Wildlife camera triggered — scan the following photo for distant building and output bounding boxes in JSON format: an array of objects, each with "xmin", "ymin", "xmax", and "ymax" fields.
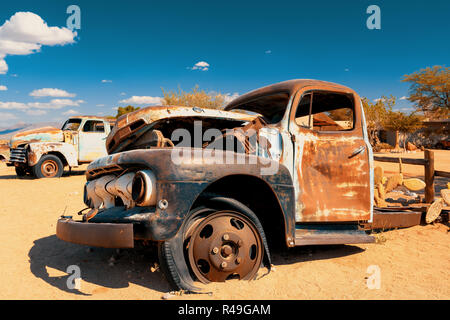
[{"xmin": 379, "ymin": 119, "xmax": 450, "ymax": 148}]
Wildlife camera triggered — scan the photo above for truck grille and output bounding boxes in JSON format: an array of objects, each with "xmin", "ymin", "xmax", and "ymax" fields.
[{"xmin": 10, "ymin": 147, "xmax": 27, "ymax": 163}]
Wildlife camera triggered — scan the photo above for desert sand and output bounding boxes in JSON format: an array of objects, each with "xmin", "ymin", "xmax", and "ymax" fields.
[{"xmin": 0, "ymin": 150, "xmax": 449, "ymax": 300}]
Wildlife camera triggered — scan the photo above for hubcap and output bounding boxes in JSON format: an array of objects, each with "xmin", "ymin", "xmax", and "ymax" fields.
[
  {"xmin": 186, "ymin": 211, "xmax": 263, "ymax": 283},
  {"xmin": 41, "ymin": 159, "xmax": 58, "ymax": 177}
]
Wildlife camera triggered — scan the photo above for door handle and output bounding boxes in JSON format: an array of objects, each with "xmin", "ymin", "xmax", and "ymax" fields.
[{"xmin": 349, "ymin": 146, "xmax": 365, "ymax": 158}]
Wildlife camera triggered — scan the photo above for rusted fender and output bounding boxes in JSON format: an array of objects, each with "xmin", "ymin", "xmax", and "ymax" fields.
[
  {"xmin": 86, "ymin": 148, "xmax": 296, "ymax": 243},
  {"xmin": 28, "ymin": 142, "xmax": 78, "ymax": 167}
]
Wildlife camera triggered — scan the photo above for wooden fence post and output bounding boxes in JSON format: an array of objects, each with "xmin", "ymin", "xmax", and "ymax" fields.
[{"xmin": 424, "ymin": 149, "xmax": 435, "ymax": 203}]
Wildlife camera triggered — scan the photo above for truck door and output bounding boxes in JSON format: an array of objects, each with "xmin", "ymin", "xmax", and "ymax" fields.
[
  {"xmin": 78, "ymin": 120, "xmax": 108, "ymax": 162},
  {"xmin": 289, "ymin": 86, "xmax": 372, "ymax": 222}
]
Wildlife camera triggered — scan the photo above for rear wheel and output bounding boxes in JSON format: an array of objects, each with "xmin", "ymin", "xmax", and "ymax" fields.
[
  {"xmin": 33, "ymin": 154, "xmax": 64, "ymax": 178},
  {"xmin": 158, "ymin": 197, "xmax": 269, "ymax": 291}
]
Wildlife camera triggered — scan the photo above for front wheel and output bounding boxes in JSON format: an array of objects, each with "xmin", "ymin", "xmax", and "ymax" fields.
[
  {"xmin": 158, "ymin": 197, "xmax": 269, "ymax": 291},
  {"xmin": 32, "ymin": 154, "xmax": 64, "ymax": 178},
  {"xmin": 15, "ymin": 166, "xmax": 27, "ymax": 177}
]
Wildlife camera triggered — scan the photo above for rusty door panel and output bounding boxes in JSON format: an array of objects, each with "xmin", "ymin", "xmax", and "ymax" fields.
[{"xmin": 289, "ymin": 86, "xmax": 371, "ymax": 222}]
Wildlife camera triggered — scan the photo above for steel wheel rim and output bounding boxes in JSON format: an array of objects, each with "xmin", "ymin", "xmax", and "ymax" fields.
[
  {"xmin": 186, "ymin": 211, "xmax": 263, "ymax": 284},
  {"xmin": 41, "ymin": 159, "xmax": 58, "ymax": 177}
]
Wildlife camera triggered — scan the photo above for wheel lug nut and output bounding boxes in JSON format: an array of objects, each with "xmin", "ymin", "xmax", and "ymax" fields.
[
  {"xmin": 212, "ymin": 247, "xmax": 219, "ymax": 254},
  {"xmin": 221, "ymin": 262, "xmax": 227, "ymax": 269},
  {"xmin": 223, "ymin": 234, "xmax": 229, "ymax": 241}
]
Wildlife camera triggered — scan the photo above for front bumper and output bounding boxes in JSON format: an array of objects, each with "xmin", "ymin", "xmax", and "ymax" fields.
[{"xmin": 56, "ymin": 218, "xmax": 134, "ymax": 248}]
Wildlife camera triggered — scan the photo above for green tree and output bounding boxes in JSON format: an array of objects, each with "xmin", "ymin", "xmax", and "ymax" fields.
[
  {"xmin": 402, "ymin": 65, "xmax": 450, "ymax": 119},
  {"xmin": 115, "ymin": 105, "xmax": 140, "ymax": 118},
  {"xmin": 361, "ymin": 95, "xmax": 395, "ymax": 146},
  {"xmin": 161, "ymin": 85, "xmax": 226, "ymax": 110},
  {"xmin": 383, "ymin": 111, "xmax": 423, "ymax": 150}
]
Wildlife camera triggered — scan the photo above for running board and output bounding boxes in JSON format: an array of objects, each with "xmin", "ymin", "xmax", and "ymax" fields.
[{"xmin": 295, "ymin": 224, "xmax": 375, "ymax": 246}]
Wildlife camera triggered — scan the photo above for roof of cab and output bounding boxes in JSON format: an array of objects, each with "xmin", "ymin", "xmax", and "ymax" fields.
[{"xmin": 224, "ymin": 79, "xmax": 354, "ymax": 110}]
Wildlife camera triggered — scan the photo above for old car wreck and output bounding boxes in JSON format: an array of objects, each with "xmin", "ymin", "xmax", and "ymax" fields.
[
  {"xmin": 7, "ymin": 116, "xmax": 114, "ymax": 178},
  {"xmin": 57, "ymin": 79, "xmax": 379, "ymax": 291}
]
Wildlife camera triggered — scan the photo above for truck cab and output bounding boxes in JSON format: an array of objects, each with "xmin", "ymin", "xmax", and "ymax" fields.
[{"xmin": 8, "ymin": 116, "xmax": 114, "ymax": 178}]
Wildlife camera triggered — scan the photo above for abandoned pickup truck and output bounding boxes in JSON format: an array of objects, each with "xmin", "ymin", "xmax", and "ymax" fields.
[
  {"xmin": 56, "ymin": 80, "xmax": 375, "ymax": 291},
  {"xmin": 8, "ymin": 116, "xmax": 114, "ymax": 178}
]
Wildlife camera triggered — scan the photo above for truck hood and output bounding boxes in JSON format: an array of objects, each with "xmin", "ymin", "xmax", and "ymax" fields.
[
  {"xmin": 9, "ymin": 126, "xmax": 64, "ymax": 148},
  {"xmin": 107, "ymin": 105, "xmax": 257, "ymax": 154}
]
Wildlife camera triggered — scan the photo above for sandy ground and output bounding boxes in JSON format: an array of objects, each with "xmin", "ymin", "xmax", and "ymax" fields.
[{"xmin": 0, "ymin": 150, "xmax": 449, "ymax": 300}]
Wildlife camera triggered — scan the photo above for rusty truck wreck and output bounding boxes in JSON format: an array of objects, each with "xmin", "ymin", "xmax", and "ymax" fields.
[
  {"xmin": 56, "ymin": 80, "xmax": 376, "ymax": 291},
  {"xmin": 8, "ymin": 116, "xmax": 114, "ymax": 178}
]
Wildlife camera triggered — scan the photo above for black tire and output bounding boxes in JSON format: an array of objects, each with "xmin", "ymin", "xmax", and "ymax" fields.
[
  {"xmin": 32, "ymin": 154, "xmax": 64, "ymax": 178},
  {"xmin": 15, "ymin": 166, "xmax": 27, "ymax": 177},
  {"xmin": 158, "ymin": 197, "xmax": 271, "ymax": 292}
]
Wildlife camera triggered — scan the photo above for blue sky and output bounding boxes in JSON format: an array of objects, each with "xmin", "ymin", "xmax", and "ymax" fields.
[{"xmin": 0, "ymin": 0, "xmax": 448, "ymax": 127}]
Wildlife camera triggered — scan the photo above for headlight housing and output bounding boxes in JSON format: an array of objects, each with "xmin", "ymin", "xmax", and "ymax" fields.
[{"xmin": 131, "ymin": 170, "xmax": 157, "ymax": 206}]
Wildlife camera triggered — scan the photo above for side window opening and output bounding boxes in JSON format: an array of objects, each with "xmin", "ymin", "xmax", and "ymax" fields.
[
  {"xmin": 83, "ymin": 120, "xmax": 105, "ymax": 133},
  {"xmin": 295, "ymin": 91, "xmax": 354, "ymax": 131}
]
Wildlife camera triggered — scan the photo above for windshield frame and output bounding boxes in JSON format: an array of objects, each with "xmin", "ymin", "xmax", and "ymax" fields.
[{"xmin": 61, "ymin": 118, "xmax": 82, "ymax": 131}]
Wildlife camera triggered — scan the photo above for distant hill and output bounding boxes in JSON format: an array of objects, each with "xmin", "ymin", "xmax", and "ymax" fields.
[{"xmin": 0, "ymin": 122, "xmax": 61, "ymax": 140}]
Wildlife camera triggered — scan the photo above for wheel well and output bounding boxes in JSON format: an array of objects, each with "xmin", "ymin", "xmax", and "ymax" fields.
[
  {"xmin": 44, "ymin": 152, "xmax": 68, "ymax": 167},
  {"xmin": 192, "ymin": 174, "xmax": 288, "ymax": 250}
]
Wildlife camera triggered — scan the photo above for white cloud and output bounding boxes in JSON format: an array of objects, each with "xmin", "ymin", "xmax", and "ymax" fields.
[
  {"xmin": 399, "ymin": 96, "xmax": 408, "ymax": 100},
  {"xmin": 0, "ymin": 57, "xmax": 7, "ymax": 74},
  {"xmin": 0, "ymin": 98, "xmax": 84, "ymax": 110},
  {"xmin": 0, "ymin": 112, "xmax": 17, "ymax": 120},
  {"xmin": 26, "ymin": 109, "xmax": 47, "ymax": 116},
  {"xmin": 344, "ymin": 68, "xmax": 350, "ymax": 72},
  {"xmin": 373, "ymin": 98, "xmax": 386, "ymax": 103},
  {"xmin": 101, "ymin": 79, "xmax": 112, "ymax": 83},
  {"xmin": 120, "ymin": 92, "xmax": 126, "ymax": 96},
  {"xmin": 0, "ymin": 101, "xmax": 28, "ymax": 110},
  {"xmin": 62, "ymin": 109, "xmax": 80, "ymax": 115},
  {"xmin": 29, "ymin": 88, "xmax": 76, "ymax": 98},
  {"xmin": 190, "ymin": 61, "xmax": 210, "ymax": 71},
  {"xmin": 265, "ymin": 50, "xmax": 272, "ymax": 54},
  {"xmin": 0, "ymin": 85, "xmax": 7, "ymax": 91},
  {"xmin": 0, "ymin": 12, "xmax": 77, "ymax": 74},
  {"xmin": 119, "ymin": 96, "xmax": 162, "ymax": 105},
  {"xmin": 223, "ymin": 92, "xmax": 239, "ymax": 104}
]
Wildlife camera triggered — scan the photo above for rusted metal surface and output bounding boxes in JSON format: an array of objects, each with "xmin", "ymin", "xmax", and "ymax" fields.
[
  {"xmin": 295, "ymin": 226, "xmax": 375, "ymax": 245},
  {"xmin": 107, "ymin": 106, "xmax": 257, "ymax": 154},
  {"xmin": 60, "ymin": 79, "xmax": 379, "ymax": 257},
  {"xmin": 27, "ymin": 142, "xmax": 78, "ymax": 167},
  {"xmin": 85, "ymin": 148, "xmax": 295, "ymax": 244},
  {"xmin": 10, "ymin": 126, "xmax": 63, "ymax": 148},
  {"xmin": 56, "ymin": 218, "xmax": 134, "ymax": 248},
  {"xmin": 288, "ymin": 85, "xmax": 371, "ymax": 223},
  {"xmin": 187, "ymin": 211, "xmax": 263, "ymax": 283},
  {"xmin": 370, "ymin": 210, "xmax": 422, "ymax": 229}
]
